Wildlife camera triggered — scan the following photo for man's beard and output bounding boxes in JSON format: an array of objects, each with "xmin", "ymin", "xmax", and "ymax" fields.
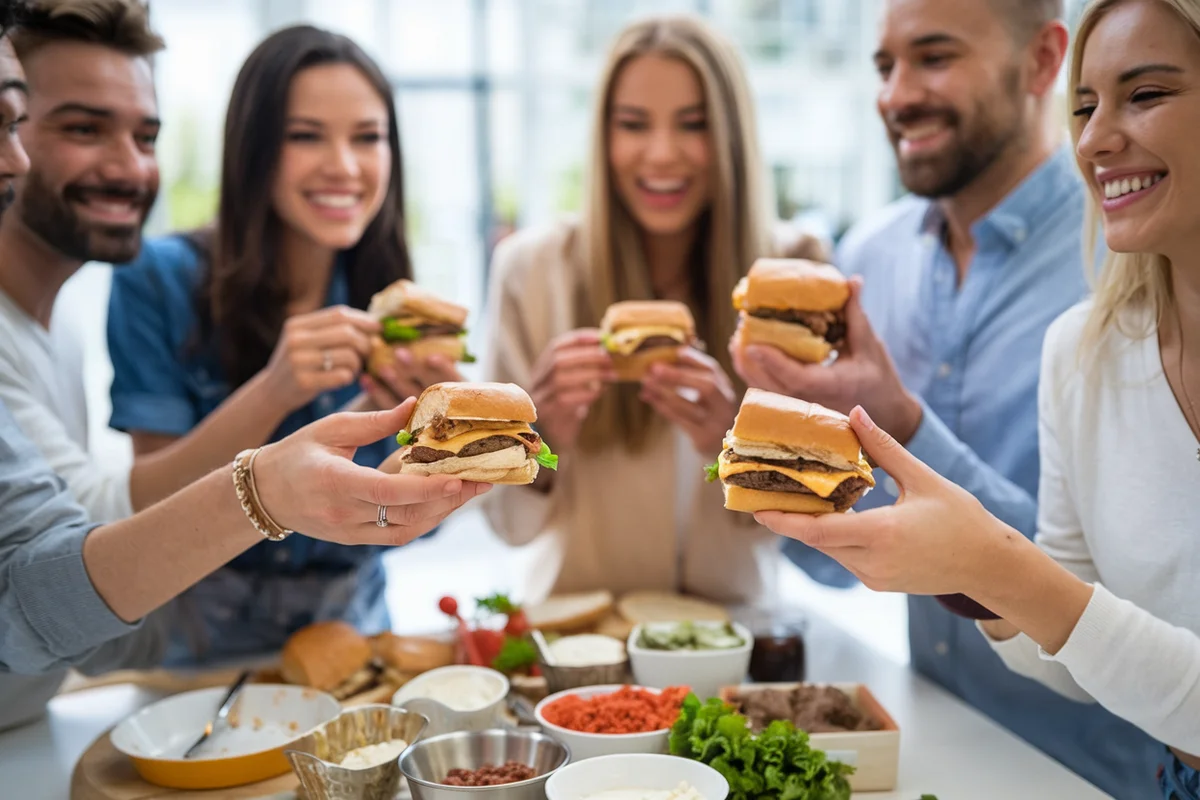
[
  {"xmin": 890, "ymin": 67, "xmax": 1025, "ymax": 199},
  {"xmin": 18, "ymin": 169, "xmax": 151, "ymax": 264}
]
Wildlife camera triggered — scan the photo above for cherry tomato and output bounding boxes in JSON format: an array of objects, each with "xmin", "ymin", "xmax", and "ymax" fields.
[
  {"xmin": 439, "ymin": 596, "xmax": 459, "ymax": 618},
  {"xmin": 504, "ymin": 610, "xmax": 530, "ymax": 637}
]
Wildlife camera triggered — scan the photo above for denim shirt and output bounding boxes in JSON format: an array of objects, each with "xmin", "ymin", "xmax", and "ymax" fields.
[
  {"xmin": 107, "ymin": 235, "xmax": 394, "ymax": 577},
  {"xmin": 785, "ymin": 148, "xmax": 1163, "ymax": 799}
]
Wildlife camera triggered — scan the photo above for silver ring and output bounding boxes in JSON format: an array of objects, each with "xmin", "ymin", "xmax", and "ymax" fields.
[
  {"xmin": 321, "ymin": 351, "xmax": 333, "ymax": 372},
  {"xmin": 376, "ymin": 505, "xmax": 389, "ymax": 527}
]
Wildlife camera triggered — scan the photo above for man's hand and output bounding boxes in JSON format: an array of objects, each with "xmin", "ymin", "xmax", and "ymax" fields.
[{"xmin": 731, "ymin": 277, "xmax": 924, "ymax": 444}]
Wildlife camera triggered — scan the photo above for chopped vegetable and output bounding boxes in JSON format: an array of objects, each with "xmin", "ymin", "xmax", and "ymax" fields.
[
  {"xmin": 637, "ymin": 621, "xmax": 745, "ymax": 651},
  {"xmin": 704, "ymin": 460, "xmax": 720, "ymax": 482},
  {"xmin": 396, "ymin": 430, "xmax": 414, "ymax": 446},
  {"xmin": 381, "ymin": 318, "xmax": 422, "ymax": 343},
  {"xmin": 669, "ymin": 694, "xmax": 853, "ymax": 800},
  {"xmin": 492, "ymin": 635, "xmax": 538, "ymax": 674},
  {"xmin": 543, "ymin": 686, "xmax": 690, "ymax": 734},
  {"xmin": 535, "ymin": 442, "xmax": 559, "ymax": 470},
  {"xmin": 462, "ymin": 351, "xmax": 478, "ymax": 364},
  {"xmin": 438, "ymin": 596, "xmax": 459, "ymax": 617},
  {"xmin": 476, "ymin": 593, "xmax": 520, "ymax": 616},
  {"xmin": 600, "ymin": 332, "xmax": 613, "ymax": 352},
  {"xmin": 504, "ymin": 610, "xmax": 530, "ymax": 637}
]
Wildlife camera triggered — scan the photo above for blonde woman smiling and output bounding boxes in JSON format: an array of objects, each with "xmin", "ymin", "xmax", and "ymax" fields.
[
  {"xmin": 482, "ymin": 15, "xmax": 824, "ymax": 604},
  {"xmin": 761, "ymin": 0, "xmax": 1200, "ymax": 794}
]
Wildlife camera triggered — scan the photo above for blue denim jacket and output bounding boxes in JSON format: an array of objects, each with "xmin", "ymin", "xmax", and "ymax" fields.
[{"xmin": 107, "ymin": 235, "xmax": 398, "ymax": 662}]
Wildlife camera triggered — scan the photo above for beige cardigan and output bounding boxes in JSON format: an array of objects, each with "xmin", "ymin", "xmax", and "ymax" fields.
[{"xmin": 479, "ymin": 220, "xmax": 816, "ymax": 605}]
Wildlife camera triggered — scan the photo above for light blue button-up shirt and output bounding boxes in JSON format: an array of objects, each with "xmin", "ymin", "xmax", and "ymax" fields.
[{"xmin": 785, "ymin": 147, "xmax": 1164, "ymax": 799}]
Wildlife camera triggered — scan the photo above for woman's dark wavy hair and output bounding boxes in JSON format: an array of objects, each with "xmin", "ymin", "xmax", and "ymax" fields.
[
  {"xmin": 0, "ymin": 0, "xmax": 28, "ymax": 38},
  {"xmin": 196, "ymin": 25, "xmax": 412, "ymax": 388}
]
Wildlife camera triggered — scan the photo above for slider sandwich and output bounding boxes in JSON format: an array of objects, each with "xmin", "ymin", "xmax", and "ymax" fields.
[
  {"xmin": 733, "ymin": 259, "xmax": 849, "ymax": 363},
  {"xmin": 367, "ymin": 279, "xmax": 475, "ymax": 376},
  {"xmin": 600, "ymin": 300, "xmax": 696, "ymax": 382},
  {"xmin": 706, "ymin": 389, "xmax": 874, "ymax": 514},
  {"xmin": 394, "ymin": 382, "xmax": 558, "ymax": 485}
]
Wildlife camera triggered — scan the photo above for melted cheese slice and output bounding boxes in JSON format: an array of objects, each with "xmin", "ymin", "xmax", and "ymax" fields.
[
  {"xmin": 604, "ymin": 326, "xmax": 688, "ymax": 356},
  {"xmin": 718, "ymin": 455, "xmax": 864, "ymax": 499},
  {"xmin": 413, "ymin": 424, "xmax": 535, "ymax": 454}
]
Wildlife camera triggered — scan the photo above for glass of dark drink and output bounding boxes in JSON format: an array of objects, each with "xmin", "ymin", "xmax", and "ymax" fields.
[{"xmin": 731, "ymin": 607, "xmax": 808, "ymax": 684}]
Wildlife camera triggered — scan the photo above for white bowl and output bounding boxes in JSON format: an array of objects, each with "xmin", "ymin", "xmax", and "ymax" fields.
[
  {"xmin": 534, "ymin": 685, "xmax": 672, "ymax": 762},
  {"xmin": 627, "ymin": 622, "xmax": 753, "ymax": 702},
  {"xmin": 391, "ymin": 665, "xmax": 509, "ymax": 737},
  {"xmin": 545, "ymin": 753, "xmax": 729, "ymax": 800}
]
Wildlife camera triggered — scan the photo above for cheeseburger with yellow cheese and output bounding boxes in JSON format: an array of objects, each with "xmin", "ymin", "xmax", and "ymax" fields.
[
  {"xmin": 707, "ymin": 389, "xmax": 873, "ymax": 514},
  {"xmin": 367, "ymin": 279, "xmax": 474, "ymax": 377},
  {"xmin": 394, "ymin": 382, "xmax": 558, "ymax": 485},
  {"xmin": 600, "ymin": 300, "xmax": 696, "ymax": 382}
]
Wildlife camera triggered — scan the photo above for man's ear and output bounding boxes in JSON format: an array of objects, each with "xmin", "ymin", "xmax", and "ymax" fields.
[{"xmin": 1027, "ymin": 20, "xmax": 1070, "ymax": 98}]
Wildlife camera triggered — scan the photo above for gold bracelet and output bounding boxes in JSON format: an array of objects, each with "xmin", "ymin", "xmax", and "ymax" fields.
[{"xmin": 232, "ymin": 448, "xmax": 294, "ymax": 542}]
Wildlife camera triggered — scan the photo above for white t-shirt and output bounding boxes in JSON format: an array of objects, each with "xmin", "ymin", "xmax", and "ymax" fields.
[
  {"xmin": 985, "ymin": 301, "xmax": 1200, "ymax": 753},
  {"xmin": 0, "ymin": 288, "xmax": 132, "ymax": 523}
]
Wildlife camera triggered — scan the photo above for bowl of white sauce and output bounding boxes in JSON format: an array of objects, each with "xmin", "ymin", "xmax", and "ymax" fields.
[
  {"xmin": 392, "ymin": 665, "xmax": 511, "ymax": 736},
  {"xmin": 538, "ymin": 634, "xmax": 630, "ymax": 695},
  {"xmin": 544, "ymin": 753, "xmax": 728, "ymax": 800}
]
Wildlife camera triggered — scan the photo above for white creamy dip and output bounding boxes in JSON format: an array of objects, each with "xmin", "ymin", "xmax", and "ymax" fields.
[
  {"xmin": 337, "ymin": 739, "xmax": 409, "ymax": 770},
  {"xmin": 548, "ymin": 634, "xmax": 626, "ymax": 667},
  {"xmin": 405, "ymin": 672, "xmax": 503, "ymax": 711},
  {"xmin": 582, "ymin": 781, "xmax": 704, "ymax": 800}
]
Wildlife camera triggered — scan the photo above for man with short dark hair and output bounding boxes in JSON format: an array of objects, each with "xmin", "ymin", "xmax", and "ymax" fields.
[{"xmin": 733, "ymin": 0, "xmax": 1162, "ymax": 795}]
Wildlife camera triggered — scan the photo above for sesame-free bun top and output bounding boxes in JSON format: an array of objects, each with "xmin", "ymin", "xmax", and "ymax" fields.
[
  {"xmin": 409, "ymin": 382, "xmax": 537, "ymax": 428},
  {"xmin": 367, "ymin": 279, "xmax": 469, "ymax": 326},
  {"xmin": 600, "ymin": 300, "xmax": 696, "ymax": 335},
  {"xmin": 733, "ymin": 259, "xmax": 849, "ymax": 312},
  {"xmin": 280, "ymin": 621, "xmax": 372, "ymax": 692},
  {"xmin": 730, "ymin": 389, "xmax": 864, "ymax": 470}
]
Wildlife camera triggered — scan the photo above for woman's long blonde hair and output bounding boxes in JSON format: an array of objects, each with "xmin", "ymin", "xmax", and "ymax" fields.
[
  {"xmin": 1070, "ymin": 0, "xmax": 1191, "ymax": 355},
  {"xmin": 576, "ymin": 15, "xmax": 772, "ymax": 453}
]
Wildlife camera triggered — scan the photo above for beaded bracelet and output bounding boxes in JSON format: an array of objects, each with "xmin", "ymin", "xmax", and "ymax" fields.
[{"xmin": 232, "ymin": 448, "xmax": 294, "ymax": 542}]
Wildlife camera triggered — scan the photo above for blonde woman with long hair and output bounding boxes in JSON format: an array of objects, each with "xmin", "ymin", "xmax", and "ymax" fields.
[
  {"xmin": 760, "ymin": 0, "xmax": 1200, "ymax": 793},
  {"xmin": 480, "ymin": 15, "xmax": 824, "ymax": 604}
]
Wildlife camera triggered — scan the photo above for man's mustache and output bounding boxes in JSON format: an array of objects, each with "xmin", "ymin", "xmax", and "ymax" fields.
[{"xmin": 886, "ymin": 106, "xmax": 959, "ymax": 136}]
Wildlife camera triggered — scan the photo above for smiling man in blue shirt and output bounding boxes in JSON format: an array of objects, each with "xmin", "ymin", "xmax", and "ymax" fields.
[{"xmin": 732, "ymin": 0, "xmax": 1162, "ymax": 797}]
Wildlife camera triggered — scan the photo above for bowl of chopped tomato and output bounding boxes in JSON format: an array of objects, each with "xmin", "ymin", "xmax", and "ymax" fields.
[{"xmin": 533, "ymin": 684, "xmax": 690, "ymax": 762}]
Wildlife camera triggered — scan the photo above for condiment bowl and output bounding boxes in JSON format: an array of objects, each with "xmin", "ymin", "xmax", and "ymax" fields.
[
  {"xmin": 533, "ymin": 685, "xmax": 672, "ymax": 762},
  {"xmin": 537, "ymin": 658, "xmax": 630, "ymax": 696},
  {"xmin": 109, "ymin": 684, "xmax": 340, "ymax": 790},
  {"xmin": 285, "ymin": 704, "xmax": 429, "ymax": 800},
  {"xmin": 399, "ymin": 729, "xmax": 570, "ymax": 800},
  {"xmin": 627, "ymin": 622, "xmax": 753, "ymax": 702},
  {"xmin": 545, "ymin": 753, "xmax": 729, "ymax": 800},
  {"xmin": 392, "ymin": 665, "xmax": 510, "ymax": 737}
]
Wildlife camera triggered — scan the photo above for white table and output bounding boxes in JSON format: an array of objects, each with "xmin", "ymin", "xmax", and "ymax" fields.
[{"xmin": 0, "ymin": 616, "xmax": 1110, "ymax": 800}]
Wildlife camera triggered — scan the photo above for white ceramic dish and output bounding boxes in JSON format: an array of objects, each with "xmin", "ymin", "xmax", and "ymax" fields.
[
  {"xmin": 392, "ymin": 665, "xmax": 509, "ymax": 737},
  {"xmin": 534, "ymin": 685, "xmax": 671, "ymax": 762},
  {"xmin": 109, "ymin": 684, "xmax": 340, "ymax": 790},
  {"xmin": 627, "ymin": 622, "xmax": 753, "ymax": 702},
  {"xmin": 544, "ymin": 753, "xmax": 729, "ymax": 800}
]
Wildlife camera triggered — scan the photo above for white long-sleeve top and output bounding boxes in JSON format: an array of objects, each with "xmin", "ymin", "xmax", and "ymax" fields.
[{"xmin": 983, "ymin": 301, "xmax": 1200, "ymax": 753}]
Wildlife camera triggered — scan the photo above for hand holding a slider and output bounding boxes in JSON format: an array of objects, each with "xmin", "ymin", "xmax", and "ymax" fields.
[
  {"xmin": 755, "ymin": 406, "xmax": 1097, "ymax": 655},
  {"xmin": 360, "ymin": 279, "xmax": 471, "ymax": 406},
  {"xmin": 264, "ymin": 305, "xmax": 380, "ymax": 408},
  {"xmin": 730, "ymin": 260, "xmax": 924, "ymax": 445}
]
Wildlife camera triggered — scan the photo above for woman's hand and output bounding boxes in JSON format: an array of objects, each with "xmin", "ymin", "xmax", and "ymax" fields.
[
  {"xmin": 529, "ymin": 329, "xmax": 617, "ymax": 450},
  {"xmin": 639, "ymin": 348, "xmax": 738, "ymax": 457},
  {"xmin": 254, "ymin": 399, "xmax": 490, "ymax": 547},
  {"xmin": 360, "ymin": 351, "xmax": 466, "ymax": 408},
  {"xmin": 263, "ymin": 305, "xmax": 379, "ymax": 410},
  {"xmin": 754, "ymin": 406, "xmax": 1014, "ymax": 596}
]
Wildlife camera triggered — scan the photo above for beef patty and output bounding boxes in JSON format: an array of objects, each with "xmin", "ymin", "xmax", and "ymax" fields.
[
  {"xmin": 750, "ymin": 308, "xmax": 846, "ymax": 347},
  {"xmin": 405, "ymin": 435, "xmax": 533, "ymax": 464},
  {"xmin": 634, "ymin": 335, "xmax": 684, "ymax": 352},
  {"xmin": 724, "ymin": 463, "xmax": 870, "ymax": 511}
]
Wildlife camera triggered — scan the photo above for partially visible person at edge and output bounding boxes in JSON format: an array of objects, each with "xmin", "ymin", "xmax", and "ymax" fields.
[
  {"xmin": 480, "ymin": 14, "xmax": 828, "ymax": 605},
  {"xmin": 106, "ymin": 25, "xmax": 461, "ymax": 666},
  {"xmin": 730, "ymin": 0, "xmax": 1162, "ymax": 795},
  {"xmin": 0, "ymin": 0, "xmax": 169, "ymax": 732},
  {"xmin": 761, "ymin": 6, "xmax": 1200, "ymax": 797}
]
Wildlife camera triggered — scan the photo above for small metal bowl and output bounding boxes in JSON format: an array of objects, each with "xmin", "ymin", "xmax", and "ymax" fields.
[
  {"xmin": 285, "ymin": 704, "xmax": 429, "ymax": 800},
  {"xmin": 399, "ymin": 729, "xmax": 570, "ymax": 800},
  {"xmin": 537, "ymin": 658, "xmax": 630, "ymax": 696}
]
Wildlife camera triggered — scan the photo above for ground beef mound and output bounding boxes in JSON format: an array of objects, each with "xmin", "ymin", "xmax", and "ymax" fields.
[{"xmin": 729, "ymin": 685, "xmax": 881, "ymax": 734}]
